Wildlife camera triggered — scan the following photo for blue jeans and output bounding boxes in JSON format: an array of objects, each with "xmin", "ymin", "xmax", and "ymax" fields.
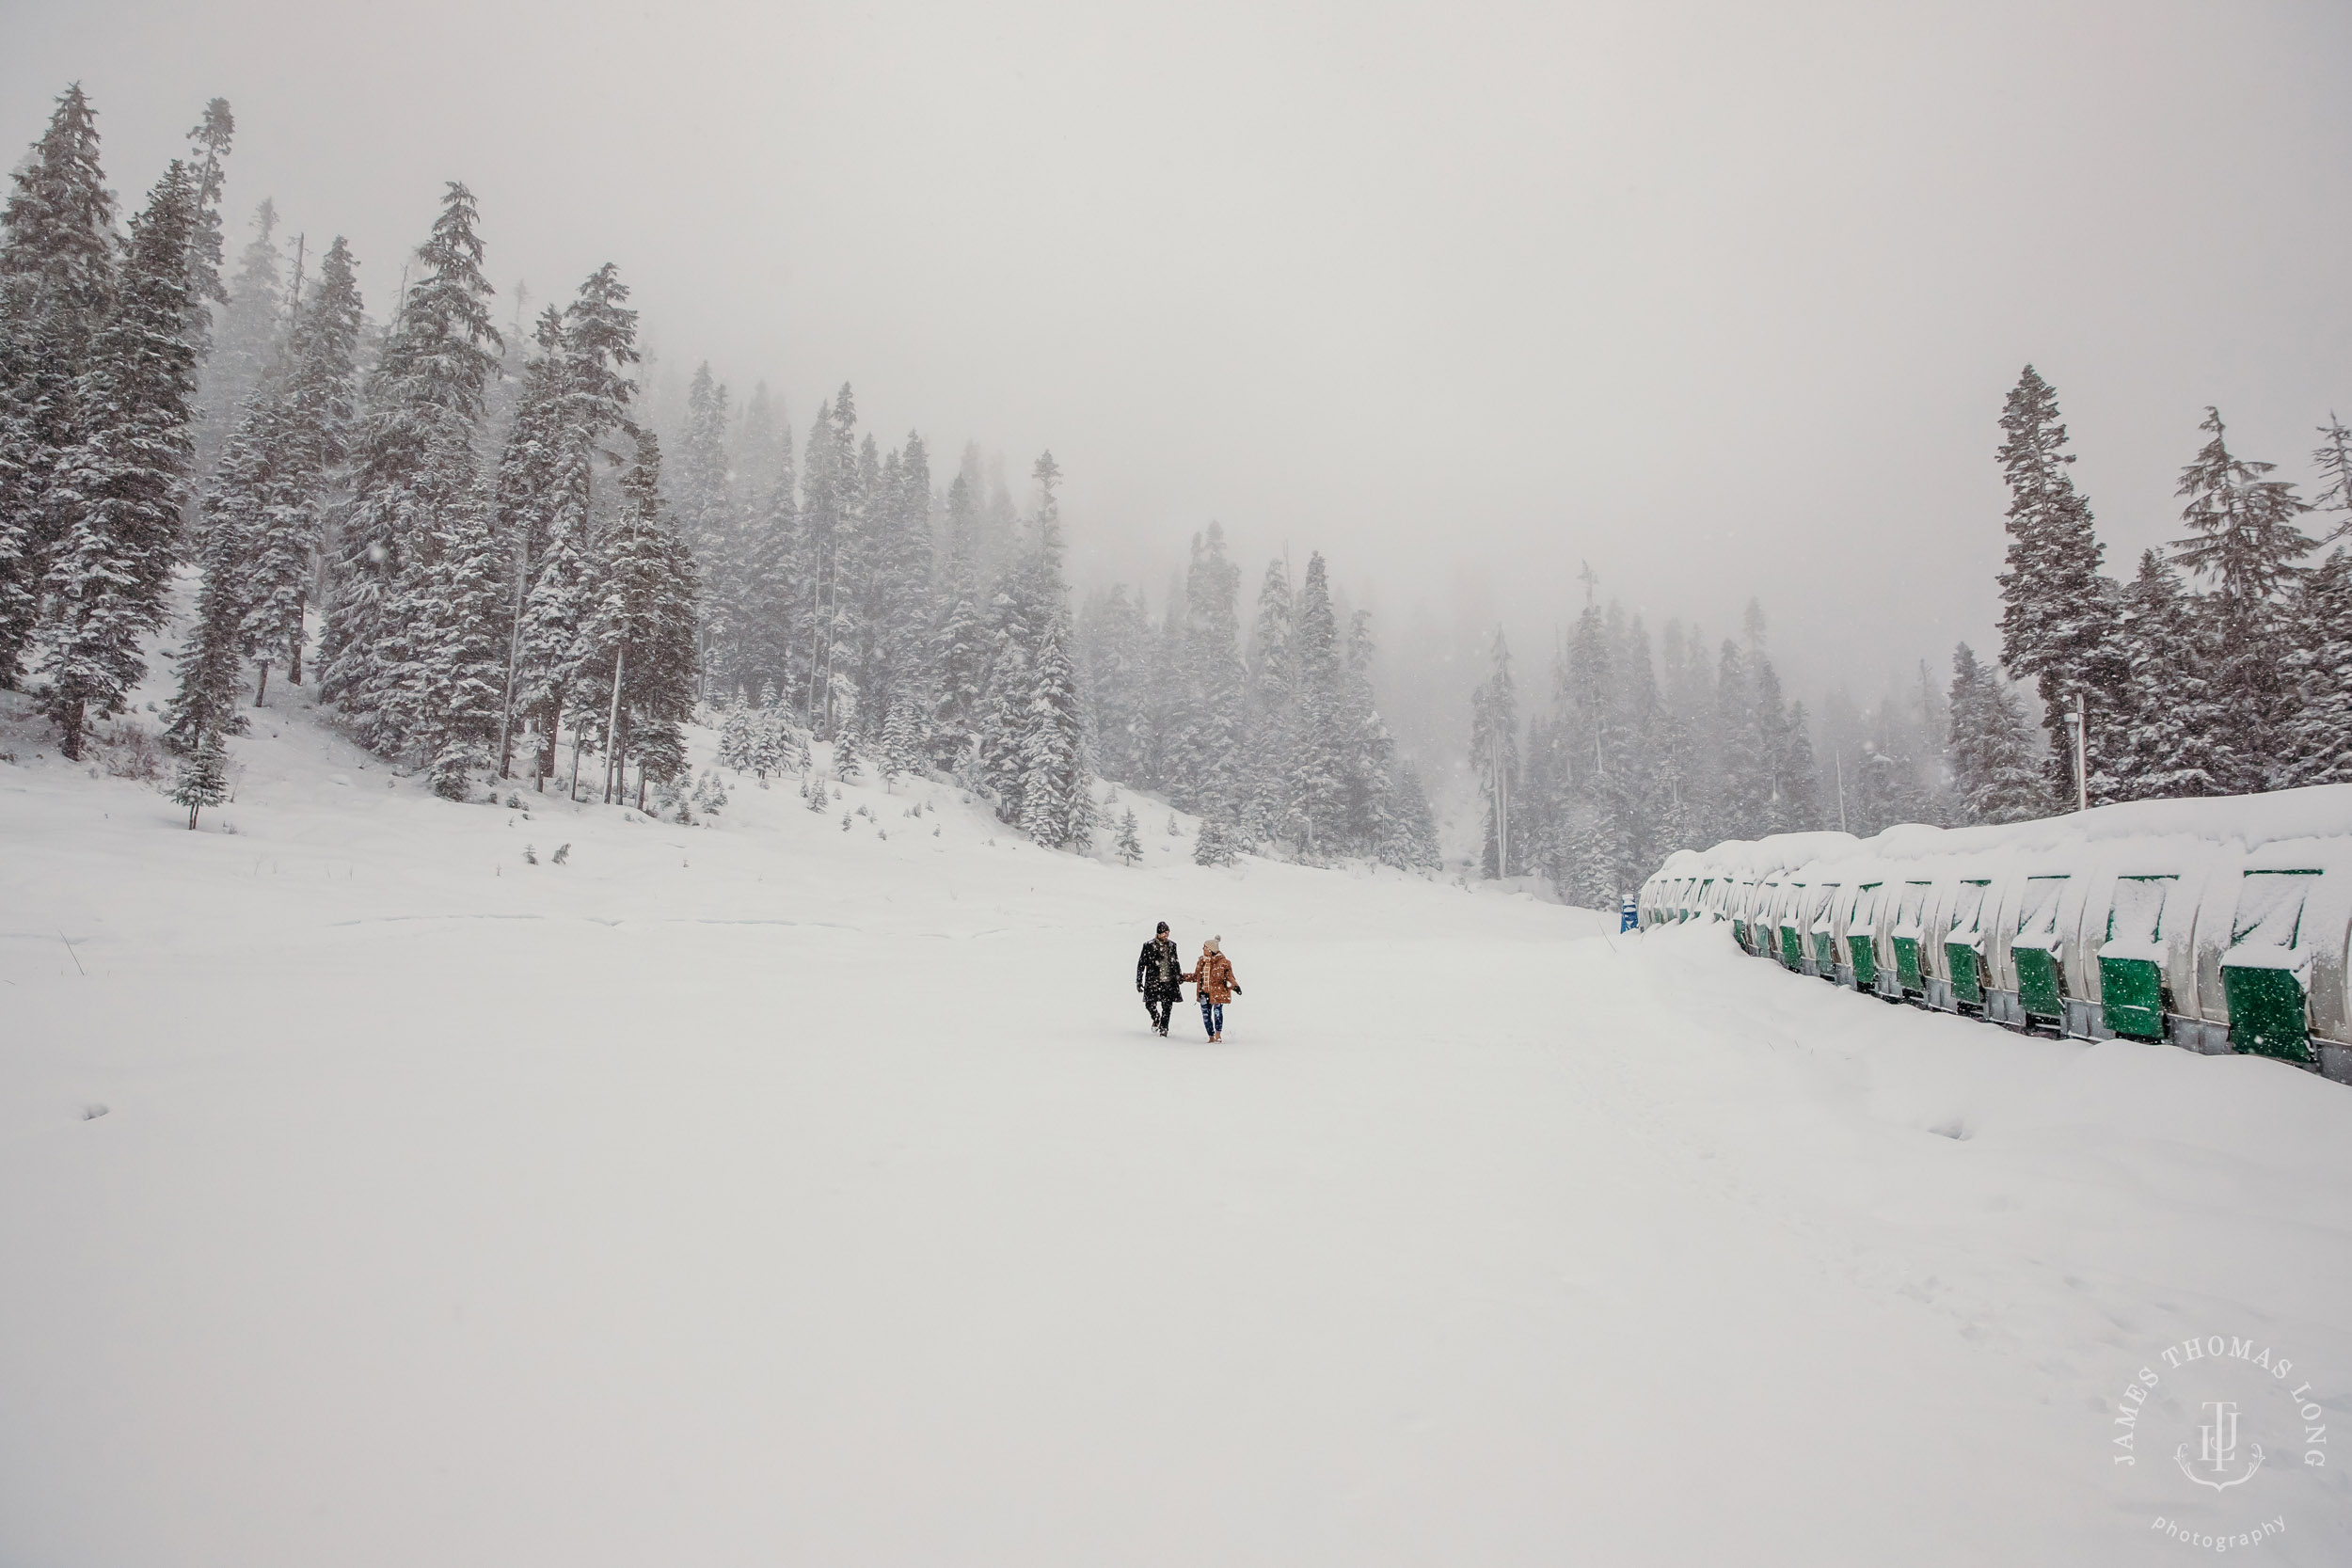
[{"xmin": 1200, "ymin": 1001, "xmax": 1224, "ymax": 1036}]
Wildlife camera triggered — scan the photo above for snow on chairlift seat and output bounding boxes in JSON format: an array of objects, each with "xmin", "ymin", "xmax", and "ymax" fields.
[{"xmin": 1633, "ymin": 785, "xmax": 2352, "ymax": 1085}]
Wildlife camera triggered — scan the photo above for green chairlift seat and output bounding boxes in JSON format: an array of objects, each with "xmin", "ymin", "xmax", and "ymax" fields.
[
  {"xmin": 2222, "ymin": 871, "xmax": 2320, "ymax": 1065},
  {"xmin": 1846, "ymin": 883, "xmax": 1883, "ymax": 990},
  {"xmin": 2098, "ymin": 877, "xmax": 2174, "ymax": 1041},
  {"xmin": 1944, "ymin": 880, "xmax": 1991, "ymax": 1008},
  {"xmin": 2012, "ymin": 876, "xmax": 2069, "ymax": 1024},
  {"xmin": 1890, "ymin": 882, "xmax": 1931, "ymax": 995},
  {"xmin": 1807, "ymin": 884, "xmax": 1840, "ymax": 975}
]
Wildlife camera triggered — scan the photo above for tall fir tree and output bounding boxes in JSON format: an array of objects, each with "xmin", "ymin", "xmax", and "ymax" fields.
[
  {"xmin": 2169, "ymin": 407, "xmax": 2313, "ymax": 792},
  {"xmin": 1243, "ymin": 557, "xmax": 1295, "ymax": 839},
  {"xmin": 1339, "ymin": 607, "xmax": 1397, "ymax": 859},
  {"xmin": 578, "ymin": 429, "xmax": 699, "ymax": 805},
  {"xmin": 1470, "ymin": 628, "xmax": 1520, "ymax": 879},
  {"xmin": 180, "ymin": 99, "xmax": 233, "ymax": 367},
  {"xmin": 405, "ymin": 419, "xmax": 508, "ymax": 799},
  {"xmin": 1994, "ymin": 365, "xmax": 2125, "ymax": 801},
  {"xmin": 40, "ymin": 159, "xmax": 201, "ymax": 759},
  {"xmin": 1163, "ymin": 522, "xmax": 1244, "ymax": 817},
  {"xmin": 318, "ymin": 181, "xmax": 501, "ymax": 756},
  {"xmin": 1017, "ymin": 610, "xmax": 1093, "ymax": 849},
  {"xmin": 2310, "ymin": 415, "xmax": 2352, "ymax": 545},
  {"xmin": 166, "ymin": 402, "xmax": 270, "ymax": 749},
  {"xmin": 1946, "ymin": 643, "xmax": 2048, "ymax": 822},
  {"xmin": 196, "ymin": 198, "xmax": 282, "ymax": 485},
  {"xmin": 0, "ymin": 85, "xmax": 119, "ymax": 688},
  {"xmin": 504, "ymin": 264, "xmax": 638, "ymax": 783},
  {"xmin": 929, "ymin": 482, "xmax": 991, "ymax": 773},
  {"xmin": 1387, "ymin": 759, "xmax": 1442, "ymax": 872},
  {"xmin": 1286, "ymin": 552, "xmax": 1348, "ymax": 856},
  {"xmin": 239, "ymin": 235, "xmax": 362, "ymax": 696},
  {"xmin": 2105, "ymin": 549, "xmax": 2223, "ymax": 801},
  {"xmin": 2283, "ymin": 549, "xmax": 2352, "ymax": 786}
]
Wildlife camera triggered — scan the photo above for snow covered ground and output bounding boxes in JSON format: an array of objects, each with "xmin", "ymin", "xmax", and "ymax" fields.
[{"xmin": 4, "ymin": 681, "xmax": 2349, "ymax": 1566}]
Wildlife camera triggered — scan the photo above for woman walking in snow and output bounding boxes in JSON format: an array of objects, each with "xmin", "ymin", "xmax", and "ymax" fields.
[{"xmin": 1184, "ymin": 937, "xmax": 1241, "ymax": 1041}]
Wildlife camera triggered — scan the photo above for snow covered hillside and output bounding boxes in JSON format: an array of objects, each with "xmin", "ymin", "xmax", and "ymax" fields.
[{"xmin": 3, "ymin": 684, "xmax": 2349, "ymax": 1566}]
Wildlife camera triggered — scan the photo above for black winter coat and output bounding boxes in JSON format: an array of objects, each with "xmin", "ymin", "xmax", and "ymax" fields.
[{"xmin": 1136, "ymin": 937, "xmax": 1184, "ymax": 997}]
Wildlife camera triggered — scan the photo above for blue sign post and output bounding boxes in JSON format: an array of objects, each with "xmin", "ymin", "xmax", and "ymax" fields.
[{"xmin": 1619, "ymin": 895, "xmax": 1637, "ymax": 933}]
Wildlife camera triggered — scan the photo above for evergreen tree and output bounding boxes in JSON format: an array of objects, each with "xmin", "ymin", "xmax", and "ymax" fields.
[
  {"xmin": 1116, "ymin": 805, "xmax": 1143, "ymax": 865},
  {"xmin": 578, "ymin": 429, "xmax": 698, "ymax": 805},
  {"xmin": 170, "ymin": 726, "xmax": 230, "ymax": 829},
  {"xmin": 2312, "ymin": 415, "xmax": 2352, "ymax": 545},
  {"xmin": 241, "ymin": 235, "xmax": 361, "ymax": 693},
  {"xmin": 196, "ymin": 198, "xmax": 282, "ymax": 483},
  {"xmin": 405, "ymin": 420, "xmax": 507, "ymax": 799},
  {"xmin": 735, "ymin": 381, "xmax": 787, "ymax": 499},
  {"xmin": 0, "ymin": 85, "xmax": 119, "ymax": 688},
  {"xmin": 673, "ymin": 362, "xmax": 736, "ymax": 691},
  {"xmin": 1994, "ymin": 365, "xmax": 2125, "ymax": 800},
  {"xmin": 881, "ymin": 688, "xmax": 926, "ymax": 782},
  {"xmin": 718, "ymin": 696, "xmax": 754, "ymax": 771},
  {"xmin": 1242, "ymin": 556, "xmax": 1295, "ymax": 838},
  {"xmin": 1469, "ymin": 628, "xmax": 1520, "ymax": 878},
  {"xmin": 180, "ymin": 99, "xmax": 233, "ymax": 367},
  {"xmin": 1193, "ymin": 813, "xmax": 1238, "ymax": 867},
  {"xmin": 1339, "ymin": 608, "xmax": 1396, "ymax": 857},
  {"xmin": 1386, "ymin": 760, "xmax": 1441, "ymax": 872},
  {"xmin": 166, "ymin": 411, "xmax": 264, "ymax": 750},
  {"xmin": 1284, "ymin": 552, "xmax": 1350, "ymax": 856},
  {"xmin": 1744, "ymin": 610, "xmax": 1797, "ymax": 833},
  {"xmin": 2106, "ymin": 549, "xmax": 2223, "ymax": 800},
  {"xmin": 2169, "ymin": 406, "xmax": 2314, "ymax": 791},
  {"xmin": 319, "ymin": 182, "xmax": 501, "ymax": 756},
  {"xmin": 2284, "ymin": 549, "xmax": 2352, "ymax": 786},
  {"xmin": 40, "ymin": 160, "xmax": 201, "ymax": 759},
  {"xmin": 1711, "ymin": 640, "xmax": 1769, "ymax": 839},
  {"xmin": 1078, "ymin": 582, "xmax": 1152, "ymax": 787},
  {"xmin": 928, "ymin": 469, "xmax": 990, "ymax": 770},
  {"xmin": 798, "ymin": 386, "xmax": 865, "ymax": 738},
  {"xmin": 503, "ymin": 263, "xmax": 638, "ymax": 783},
  {"xmin": 1946, "ymin": 643, "xmax": 2048, "ymax": 822},
  {"xmin": 1162, "ymin": 522, "xmax": 1243, "ymax": 816},
  {"xmin": 1017, "ymin": 610, "xmax": 1093, "ymax": 848},
  {"xmin": 1780, "ymin": 701, "xmax": 1824, "ymax": 833}
]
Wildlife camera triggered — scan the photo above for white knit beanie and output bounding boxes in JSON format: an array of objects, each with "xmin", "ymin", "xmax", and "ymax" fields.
[{"xmin": 1204, "ymin": 936, "xmax": 1221, "ymax": 954}]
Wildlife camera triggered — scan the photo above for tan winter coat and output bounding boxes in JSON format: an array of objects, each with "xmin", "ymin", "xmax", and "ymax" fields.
[{"xmin": 1186, "ymin": 950, "xmax": 1239, "ymax": 1005}]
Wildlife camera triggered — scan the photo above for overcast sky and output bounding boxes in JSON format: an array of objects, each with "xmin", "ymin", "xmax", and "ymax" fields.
[{"xmin": 8, "ymin": 0, "xmax": 2350, "ymax": 710}]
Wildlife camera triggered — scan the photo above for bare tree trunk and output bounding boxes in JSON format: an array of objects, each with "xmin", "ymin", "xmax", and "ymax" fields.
[
  {"xmin": 254, "ymin": 660, "xmax": 270, "ymax": 706},
  {"xmin": 288, "ymin": 615, "xmax": 302, "ymax": 685},
  {"xmin": 495, "ymin": 531, "xmax": 531, "ymax": 779},
  {"xmin": 603, "ymin": 647, "xmax": 626, "ymax": 805},
  {"xmin": 538, "ymin": 685, "xmax": 564, "ymax": 791}
]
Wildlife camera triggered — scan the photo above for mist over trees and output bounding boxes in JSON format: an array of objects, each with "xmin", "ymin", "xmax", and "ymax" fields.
[
  {"xmin": 0, "ymin": 84, "xmax": 1424, "ymax": 862},
  {"xmin": 7, "ymin": 86, "xmax": 2347, "ymax": 894},
  {"xmin": 1459, "ymin": 362, "xmax": 2352, "ymax": 905}
]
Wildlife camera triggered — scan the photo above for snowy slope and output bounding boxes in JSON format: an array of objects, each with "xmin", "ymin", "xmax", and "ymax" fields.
[{"xmin": 3, "ymin": 678, "xmax": 2349, "ymax": 1566}]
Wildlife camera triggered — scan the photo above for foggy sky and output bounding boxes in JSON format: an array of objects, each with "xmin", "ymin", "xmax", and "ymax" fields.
[{"xmin": 8, "ymin": 0, "xmax": 2350, "ymax": 717}]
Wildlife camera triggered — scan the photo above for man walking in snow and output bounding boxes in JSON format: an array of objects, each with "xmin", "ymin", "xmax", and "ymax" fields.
[{"xmin": 1136, "ymin": 921, "xmax": 1184, "ymax": 1037}]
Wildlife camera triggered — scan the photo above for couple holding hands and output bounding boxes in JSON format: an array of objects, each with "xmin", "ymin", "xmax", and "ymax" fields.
[{"xmin": 1135, "ymin": 922, "xmax": 1243, "ymax": 1041}]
